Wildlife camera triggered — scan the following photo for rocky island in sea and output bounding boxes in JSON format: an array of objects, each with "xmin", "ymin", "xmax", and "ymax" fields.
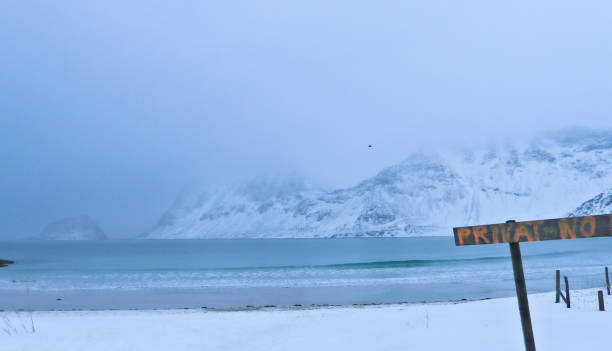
[
  {"xmin": 0, "ymin": 259, "xmax": 14, "ymax": 268},
  {"xmin": 34, "ymin": 215, "xmax": 107, "ymax": 240}
]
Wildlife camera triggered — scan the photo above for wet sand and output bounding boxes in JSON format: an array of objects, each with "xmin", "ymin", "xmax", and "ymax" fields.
[{"xmin": 0, "ymin": 282, "xmax": 514, "ymax": 311}]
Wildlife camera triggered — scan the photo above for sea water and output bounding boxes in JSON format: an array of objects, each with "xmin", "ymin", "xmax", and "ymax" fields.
[{"xmin": 1, "ymin": 237, "xmax": 611, "ymax": 310}]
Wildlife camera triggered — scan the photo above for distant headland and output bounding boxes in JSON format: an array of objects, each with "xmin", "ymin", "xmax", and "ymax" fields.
[{"xmin": 0, "ymin": 259, "xmax": 14, "ymax": 268}]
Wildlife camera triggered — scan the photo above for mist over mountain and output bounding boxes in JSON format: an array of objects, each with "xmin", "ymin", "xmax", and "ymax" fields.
[
  {"xmin": 144, "ymin": 129, "xmax": 612, "ymax": 239},
  {"xmin": 35, "ymin": 215, "xmax": 107, "ymax": 241}
]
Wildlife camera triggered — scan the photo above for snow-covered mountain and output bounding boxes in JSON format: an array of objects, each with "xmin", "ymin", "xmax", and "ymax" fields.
[
  {"xmin": 35, "ymin": 215, "xmax": 107, "ymax": 240},
  {"xmin": 145, "ymin": 129, "xmax": 612, "ymax": 239},
  {"xmin": 570, "ymin": 187, "xmax": 612, "ymax": 217}
]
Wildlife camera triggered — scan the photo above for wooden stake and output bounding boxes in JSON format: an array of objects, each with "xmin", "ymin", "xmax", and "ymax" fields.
[
  {"xmin": 555, "ymin": 270, "xmax": 560, "ymax": 303},
  {"xmin": 606, "ymin": 267, "xmax": 610, "ymax": 296},
  {"xmin": 598, "ymin": 290, "xmax": 605, "ymax": 311},
  {"xmin": 564, "ymin": 276, "xmax": 570, "ymax": 308},
  {"xmin": 509, "ymin": 240, "xmax": 536, "ymax": 351}
]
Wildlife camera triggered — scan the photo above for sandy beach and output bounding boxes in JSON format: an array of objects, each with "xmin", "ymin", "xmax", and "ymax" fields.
[{"xmin": 1, "ymin": 288, "xmax": 610, "ymax": 350}]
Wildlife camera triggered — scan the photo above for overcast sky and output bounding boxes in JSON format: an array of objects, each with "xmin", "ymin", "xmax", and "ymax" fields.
[{"xmin": 1, "ymin": 1, "xmax": 612, "ymax": 239}]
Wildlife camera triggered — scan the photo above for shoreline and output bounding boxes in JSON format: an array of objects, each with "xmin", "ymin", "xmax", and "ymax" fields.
[
  {"xmin": 0, "ymin": 284, "xmax": 516, "ymax": 312},
  {"xmin": 0, "ymin": 296, "xmax": 482, "ymax": 313}
]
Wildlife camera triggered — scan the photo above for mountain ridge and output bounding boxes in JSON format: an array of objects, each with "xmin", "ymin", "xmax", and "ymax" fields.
[{"xmin": 145, "ymin": 129, "xmax": 612, "ymax": 239}]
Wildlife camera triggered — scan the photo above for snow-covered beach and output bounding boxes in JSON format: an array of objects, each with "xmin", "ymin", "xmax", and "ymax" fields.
[{"xmin": 2, "ymin": 289, "xmax": 609, "ymax": 350}]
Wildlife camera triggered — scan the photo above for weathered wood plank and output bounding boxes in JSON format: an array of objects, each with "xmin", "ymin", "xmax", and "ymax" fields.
[{"xmin": 454, "ymin": 214, "xmax": 612, "ymax": 246}]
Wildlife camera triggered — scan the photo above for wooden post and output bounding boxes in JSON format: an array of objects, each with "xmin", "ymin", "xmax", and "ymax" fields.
[
  {"xmin": 555, "ymin": 270, "xmax": 560, "ymax": 303},
  {"xmin": 509, "ymin": 240, "xmax": 536, "ymax": 351},
  {"xmin": 564, "ymin": 276, "xmax": 570, "ymax": 308},
  {"xmin": 606, "ymin": 267, "xmax": 610, "ymax": 296},
  {"xmin": 598, "ymin": 290, "xmax": 605, "ymax": 311}
]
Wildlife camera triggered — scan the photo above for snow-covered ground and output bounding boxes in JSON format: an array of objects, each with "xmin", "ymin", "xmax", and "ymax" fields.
[{"xmin": 2, "ymin": 289, "xmax": 610, "ymax": 350}]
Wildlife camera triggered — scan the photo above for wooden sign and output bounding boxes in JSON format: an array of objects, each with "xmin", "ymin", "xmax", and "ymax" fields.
[
  {"xmin": 454, "ymin": 214, "xmax": 612, "ymax": 246},
  {"xmin": 453, "ymin": 213, "xmax": 612, "ymax": 351}
]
